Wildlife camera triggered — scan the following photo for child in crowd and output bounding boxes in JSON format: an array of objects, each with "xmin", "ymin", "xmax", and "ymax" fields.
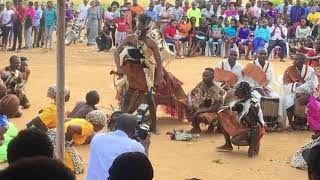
[
  {"xmin": 67, "ymin": 90, "xmax": 100, "ymax": 119},
  {"xmin": 209, "ymin": 16, "xmax": 224, "ymax": 57},
  {"xmin": 19, "ymin": 57, "xmax": 30, "ymax": 82},
  {"xmin": 114, "ymin": 9, "xmax": 127, "ymax": 47},
  {"xmin": 223, "ymin": 18, "xmax": 237, "ymax": 57},
  {"xmin": 236, "ymin": 18, "xmax": 252, "ymax": 60}
]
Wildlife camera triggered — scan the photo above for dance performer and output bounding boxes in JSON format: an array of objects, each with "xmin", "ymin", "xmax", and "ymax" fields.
[
  {"xmin": 217, "ymin": 81, "xmax": 265, "ymax": 157},
  {"xmin": 113, "ymin": 14, "xmax": 186, "ymax": 133}
]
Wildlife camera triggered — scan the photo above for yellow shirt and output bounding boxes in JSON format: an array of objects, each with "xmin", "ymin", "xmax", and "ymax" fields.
[
  {"xmin": 307, "ymin": 12, "xmax": 320, "ymax": 25},
  {"xmin": 39, "ymin": 103, "xmax": 57, "ymax": 129},
  {"xmin": 64, "ymin": 118, "xmax": 94, "ymax": 145}
]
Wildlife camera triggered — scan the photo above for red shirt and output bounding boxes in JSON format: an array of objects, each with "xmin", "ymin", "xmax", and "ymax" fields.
[
  {"xmin": 13, "ymin": 6, "xmax": 25, "ymax": 22},
  {"xmin": 115, "ymin": 18, "xmax": 127, "ymax": 32},
  {"xmin": 183, "ymin": 6, "xmax": 190, "ymax": 13},
  {"xmin": 163, "ymin": 25, "xmax": 176, "ymax": 39}
]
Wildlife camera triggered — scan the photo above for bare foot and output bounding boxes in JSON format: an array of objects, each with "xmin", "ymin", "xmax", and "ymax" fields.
[{"xmin": 216, "ymin": 144, "xmax": 233, "ymax": 151}]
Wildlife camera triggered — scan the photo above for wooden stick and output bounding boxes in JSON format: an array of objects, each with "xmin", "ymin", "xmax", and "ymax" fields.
[{"xmin": 56, "ymin": 0, "xmax": 66, "ymax": 161}]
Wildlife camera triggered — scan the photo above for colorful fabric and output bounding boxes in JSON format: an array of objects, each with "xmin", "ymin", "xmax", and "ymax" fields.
[
  {"xmin": 64, "ymin": 118, "xmax": 94, "ymax": 145},
  {"xmin": 0, "ymin": 122, "xmax": 17, "ymax": 162},
  {"xmin": 242, "ymin": 63, "xmax": 269, "ymax": 87},
  {"xmin": 307, "ymin": 12, "xmax": 320, "ymax": 26},
  {"xmin": 44, "ymin": 8, "xmax": 57, "ymax": 26},
  {"xmin": 307, "ymin": 95, "xmax": 320, "ymax": 133}
]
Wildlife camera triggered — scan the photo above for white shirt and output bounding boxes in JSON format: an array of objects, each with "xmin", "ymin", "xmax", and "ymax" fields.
[
  {"xmin": 215, "ymin": 59, "xmax": 244, "ymax": 84},
  {"xmin": 271, "ymin": 25, "xmax": 287, "ymax": 41},
  {"xmin": 77, "ymin": 3, "xmax": 90, "ymax": 20},
  {"xmin": 86, "ymin": 130, "xmax": 145, "ymax": 180},
  {"xmin": 160, "ymin": 7, "xmax": 173, "ymax": 19},
  {"xmin": 0, "ymin": 9, "xmax": 14, "ymax": 27},
  {"xmin": 155, "ymin": 4, "xmax": 165, "ymax": 16},
  {"xmin": 252, "ymin": 5, "xmax": 261, "ymax": 18}
]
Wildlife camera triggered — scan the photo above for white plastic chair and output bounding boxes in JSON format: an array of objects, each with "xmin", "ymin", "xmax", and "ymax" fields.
[{"xmin": 269, "ymin": 42, "xmax": 290, "ymax": 60}]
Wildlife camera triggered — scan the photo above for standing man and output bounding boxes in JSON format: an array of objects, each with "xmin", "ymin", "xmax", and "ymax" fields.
[
  {"xmin": 0, "ymin": 2, "xmax": 14, "ymax": 50},
  {"xmin": 145, "ymin": 2, "xmax": 158, "ymax": 22},
  {"xmin": 86, "ymin": 113, "xmax": 150, "ymax": 180},
  {"xmin": 267, "ymin": 17, "xmax": 287, "ymax": 62},
  {"xmin": 132, "ymin": 0, "xmax": 144, "ymax": 15},
  {"xmin": 77, "ymin": 0, "xmax": 89, "ymax": 41},
  {"xmin": 290, "ymin": 0, "xmax": 305, "ymax": 24},
  {"xmin": 9, "ymin": 0, "xmax": 25, "ymax": 52},
  {"xmin": 35, "ymin": 3, "xmax": 45, "ymax": 48},
  {"xmin": 32, "ymin": 2, "xmax": 42, "ymax": 48},
  {"xmin": 187, "ymin": 2, "xmax": 201, "ymax": 27},
  {"xmin": 173, "ymin": 0, "xmax": 183, "ymax": 21}
]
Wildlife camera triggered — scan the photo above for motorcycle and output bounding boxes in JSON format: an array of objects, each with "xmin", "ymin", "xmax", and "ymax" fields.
[{"xmin": 65, "ymin": 18, "xmax": 85, "ymax": 46}]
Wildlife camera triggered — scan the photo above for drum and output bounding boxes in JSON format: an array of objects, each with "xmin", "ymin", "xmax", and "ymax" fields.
[
  {"xmin": 293, "ymin": 98, "xmax": 308, "ymax": 130},
  {"xmin": 260, "ymin": 97, "xmax": 279, "ymax": 132}
]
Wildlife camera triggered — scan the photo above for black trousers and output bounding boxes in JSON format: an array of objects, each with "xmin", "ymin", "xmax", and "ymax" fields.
[{"xmin": 12, "ymin": 20, "xmax": 23, "ymax": 50}]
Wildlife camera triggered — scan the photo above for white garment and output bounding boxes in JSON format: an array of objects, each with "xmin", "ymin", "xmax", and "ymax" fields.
[
  {"xmin": 215, "ymin": 59, "xmax": 243, "ymax": 84},
  {"xmin": 243, "ymin": 59, "xmax": 282, "ymax": 116},
  {"xmin": 1, "ymin": 9, "xmax": 14, "ymax": 27},
  {"xmin": 252, "ymin": 6, "xmax": 261, "ymax": 18},
  {"xmin": 155, "ymin": 4, "xmax": 165, "ymax": 16},
  {"xmin": 284, "ymin": 65, "xmax": 319, "ymax": 109},
  {"xmin": 77, "ymin": 3, "xmax": 90, "ymax": 20},
  {"xmin": 270, "ymin": 25, "xmax": 288, "ymax": 41},
  {"xmin": 86, "ymin": 130, "xmax": 145, "ymax": 180}
]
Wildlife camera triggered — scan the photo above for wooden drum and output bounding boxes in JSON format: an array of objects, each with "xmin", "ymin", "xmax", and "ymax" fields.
[{"xmin": 260, "ymin": 97, "xmax": 279, "ymax": 132}]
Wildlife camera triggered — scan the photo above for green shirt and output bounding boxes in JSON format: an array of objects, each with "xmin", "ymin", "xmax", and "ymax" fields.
[{"xmin": 187, "ymin": 8, "xmax": 201, "ymax": 27}]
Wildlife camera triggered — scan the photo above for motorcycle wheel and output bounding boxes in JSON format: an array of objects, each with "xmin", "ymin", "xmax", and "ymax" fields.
[{"xmin": 65, "ymin": 31, "xmax": 76, "ymax": 46}]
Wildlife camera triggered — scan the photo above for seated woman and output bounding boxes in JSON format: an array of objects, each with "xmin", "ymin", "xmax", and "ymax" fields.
[
  {"xmin": 189, "ymin": 17, "xmax": 210, "ymax": 56},
  {"xmin": 163, "ymin": 19, "xmax": 184, "ymax": 59},
  {"xmin": 67, "ymin": 90, "xmax": 99, "ymax": 119},
  {"xmin": 291, "ymin": 82, "xmax": 320, "ymax": 170},
  {"xmin": 236, "ymin": 18, "xmax": 252, "ymax": 60},
  {"xmin": 178, "ymin": 68, "xmax": 225, "ymax": 133},
  {"xmin": 217, "ymin": 81, "xmax": 265, "ymax": 157},
  {"xmin": 47, "ymin": 110, "xmax": 106, "ymax": 175},
  {"xmin": 28, "ymin": 85, "xmax": 70, "ymax": 132},
  {"xmin": 295, "ymin": 18, "xmax": 312, "ymax": 45},
  {"xmin": 0, "ymin": 95, "xmax": 20, "ymax": 162}
]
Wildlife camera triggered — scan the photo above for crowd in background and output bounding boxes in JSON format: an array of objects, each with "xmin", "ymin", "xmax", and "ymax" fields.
[{"xmin": 1, "ymin": 0, "xmax": 320, "ymax": 58}]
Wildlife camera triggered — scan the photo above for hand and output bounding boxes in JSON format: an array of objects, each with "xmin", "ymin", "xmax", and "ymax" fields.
[{"xmin": 137, "ymin": 134, "xmax": 151, "ymax": 150}]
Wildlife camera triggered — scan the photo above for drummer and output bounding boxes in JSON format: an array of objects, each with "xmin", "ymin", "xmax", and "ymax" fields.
[{"xmin": 242, "ymin": 49, "xmax": 282, "ymax": 117}]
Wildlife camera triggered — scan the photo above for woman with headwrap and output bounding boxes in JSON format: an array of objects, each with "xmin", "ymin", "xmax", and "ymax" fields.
[
  {"xmin": 46, "ymin": 110, "xmax": 107, "ymax": 174},
  {"xmin": 217, "ymin": 81, "xmax": 265, "ymax": 158},
  {"xmin": 28, "ymin": 85, "xmax": 70, "ymax": 132},
  {"xmin": 291, "ymin": 82, "xmax": 320, "ymax": 170},
  {"xmin": 113, "ymin": 14, "xmax": 186, "ymax": 134},
  {"xmin": 0, "ymin": 94, "xmax": 20, "ymax": 162}
]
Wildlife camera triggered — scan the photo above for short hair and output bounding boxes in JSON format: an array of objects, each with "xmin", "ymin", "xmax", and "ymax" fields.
[
  {"xmin": 0, "ymin": 157, "xmax": 75, "ymax": 180},
  {"xmin": 7, "ymin": 128, "xmax": 53, "ymax": 164},
  {"xmin": 28, "ymin": 1, "xmax": 33, "ymax": 6},
  {"xmin": 204, "ymin": 67, "xmax": 214, "ymax": 73},
  {"xmin": 109, "ymin": 152, "xmax": 154, "ymax": 180},
  {"xmin": 86, "ymin": 90, "xmax": 100, "ymax": 105},
  {"xmin": 9, "ymin": 55, "xmax": 20, "ymax": 64},
  {"xmin": 20, "ymin": 57, "xmax": 28, "ymax": 62}
]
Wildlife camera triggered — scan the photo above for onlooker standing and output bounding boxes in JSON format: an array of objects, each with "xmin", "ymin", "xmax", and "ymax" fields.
[
  {"xmin": 32, "ymin": 1, "xmax": 42, "ymax": 48},
  {"xmin": 10, "ymin": 0, "xmax": 25, "ymax": 52},
  {"xmin": 201, "ymin": 2, "xmax": 214, "ymax": 20},
  {"xmin": 86, "ymin": 1, "xmax": 100, "ymax": 45},
  {"xmin": 44, "ymin": 1, "xmax": 56, "ymax": 49},
  {"xmin": 77, "ymin": 0, "xmax": 89, "ymax": 21},
  {"xmin": 187, "ymin": 2, "xmax": 201, "ymax": 27},
  {"xmin": 159, "ymin": 2, "xmax": 173, "ymax": 23},
  {"xmin": 0, "ymin": 2, "xmax": 14, "ymax": 50},
  {"xmin": 36, "ymin": 3, "xmax": 45, "ymax": 47},
  {"xmin": 124, "ymin": 3, "xmax": 133, "ymax": 34},
  {"xmin": 155, "ymin": 0, "xmax": 165, "ymax": 18},
  {"xmin": 267, "ymin": 18, "xmax": 287, "ymax": 62},
  {"xmin": 24, "ymin": 1, "xmax": 35, "ymax": 49},
  {"xmin": 131, "ymin": 0, "xmax": 144, "ymax": 15},
  {"xmin": 86, "ymin": 113, "xmax": 150, "ymax": 180},
  {"xmin": 290, "ymin": 0, "xmax": 305, "ymax": 24},
  {"xmin": 307, "ymin": 6, "xmax": 320, "ymax": 38},
  {"xmin": 114, "ymin": 10, "xmax": 126, "ymax": 47},
  {"xmin": 145, "ymin": 2, "xmax": 158, "ymax": 22},
  {"xmin": 173, "ymin": 0, "xmax": 183, "ymax": 21}
]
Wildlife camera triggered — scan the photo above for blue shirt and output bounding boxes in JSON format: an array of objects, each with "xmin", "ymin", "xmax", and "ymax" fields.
[
  {"xmin": 224, "ymin": 27, "xmax": 237, "ymax": 38},
  {"xmin": 305, "ymin": 6, "xmax": 320, "ymax": 16},
  {"xmin": 33, "ymin": 8, "xmax": 42, "ymax": 27},
  {"xmin": 290, "ymin": 6, "xmax": 305, "ymax": 24},
  {"xmin": 254, "ymin": 27, "xmax": 271, "ymax": 42},
  {"xmin": 86, "ymin": 130, "xmax": 145, "ymax": 180},
  {"xmin": 145, "ymin": 9, "xmax": 158, "ymax": 22},
  {"xmin": 44, "ymin": 8, "xmax": 57, "ymax": 26}
]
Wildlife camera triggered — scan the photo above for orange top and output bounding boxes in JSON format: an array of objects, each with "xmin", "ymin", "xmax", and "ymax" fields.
[
  {"xmin": 178, "ymin": 22, "xmax": 191, "ymax": 37},
  {"xmin": 131, "ymin": 5, "xmax": 144, "ymax": 15}
]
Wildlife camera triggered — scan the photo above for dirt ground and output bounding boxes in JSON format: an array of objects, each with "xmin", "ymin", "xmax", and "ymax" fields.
[{"xmin": 0, "ymin": 44, "xmax": 310, "ymax": 180}]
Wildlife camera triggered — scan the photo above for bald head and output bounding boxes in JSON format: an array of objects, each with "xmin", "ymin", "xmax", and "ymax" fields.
[
  {"xmin": 227, "ymin": 49, "xmax": 238, "ymax": 64},
  {"xmin": 116, "ymin": 113, "xmax": 137, "ymax": 136},
  {"xmin": 257, "ymin": 49, "xmax": 267, "ymax": 62}
]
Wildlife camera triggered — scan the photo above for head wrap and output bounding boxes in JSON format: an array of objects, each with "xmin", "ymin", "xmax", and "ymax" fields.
[
  {"xmin": 47, "ymin": 85, "xmax": 70, "ymax": 100},
  {"xmin": 296, "ymin": 81, "xmax": 318, "ymax": 97},
  {"xmin": 0, "ymin": 94, "xmax": 20, "ymax": 116},
  {"xmin": 86, "ymin": 110, "xmax": 107, "ymax": 126},
  {"xmin": 235, "ymin": 81, "xmax": 252, "ymax": 100}
]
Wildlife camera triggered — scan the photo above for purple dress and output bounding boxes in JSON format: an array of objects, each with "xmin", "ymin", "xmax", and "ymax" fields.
[{"xmin": 237, "ymin": 27, "xmax": 251, "ymax": 46}]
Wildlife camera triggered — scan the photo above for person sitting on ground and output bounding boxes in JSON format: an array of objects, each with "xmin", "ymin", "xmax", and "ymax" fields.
[
  {"xmin": 178, "ymin": 68, "xmax": 225, "ymax": 133},
  {"xmin": 1, "ymin": 55, "xmax": 30, "ymax": 109},
  {"xmin": 0, "ymin": 96, "xmax": 20, "ymax": 162},
  {"xmin": 283, "ymin": 53, "xmax": 319, "ymax": 129},
  {"xmin": 65, "ymin": 110, "xmax": 107, "ymax": 146},
  {"xmin": 217, "ymin": 81, "xmax": 265, "ymax": 157},
  {"xmin": 19, "ymin": 57, "xmax": 31, "ymax": 82},
  {"xmin": 0, "ymin": 156, "xmax": 76, "ymax": 180},
  {"xmin": 67, "ymin": 90, "xmax": 99, "ymax": 119},
  {"xmin": 163, "ymin": 19, "xmax": 184, "ymax": 59},
  {"xmin": 290, "ymin": 36, "xmax": 315, "ymax": 58},
  {"xmin": 108, "ymin": 152, "xmax": 154, "ymax": 180},
  {"xmin": 96, "ymin": 25, "xmax": 112, "ymax": 52},
  {"xmin": 28, "ymin": 85, "xmax": 70, "ymax": 132},
  {"xmin": 86, "ymin": 113, "xmax": 150, "ymax": 180},
  {"xmin": 6, "ymin": 128, "xmax": 53, "ymax": 164}
]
